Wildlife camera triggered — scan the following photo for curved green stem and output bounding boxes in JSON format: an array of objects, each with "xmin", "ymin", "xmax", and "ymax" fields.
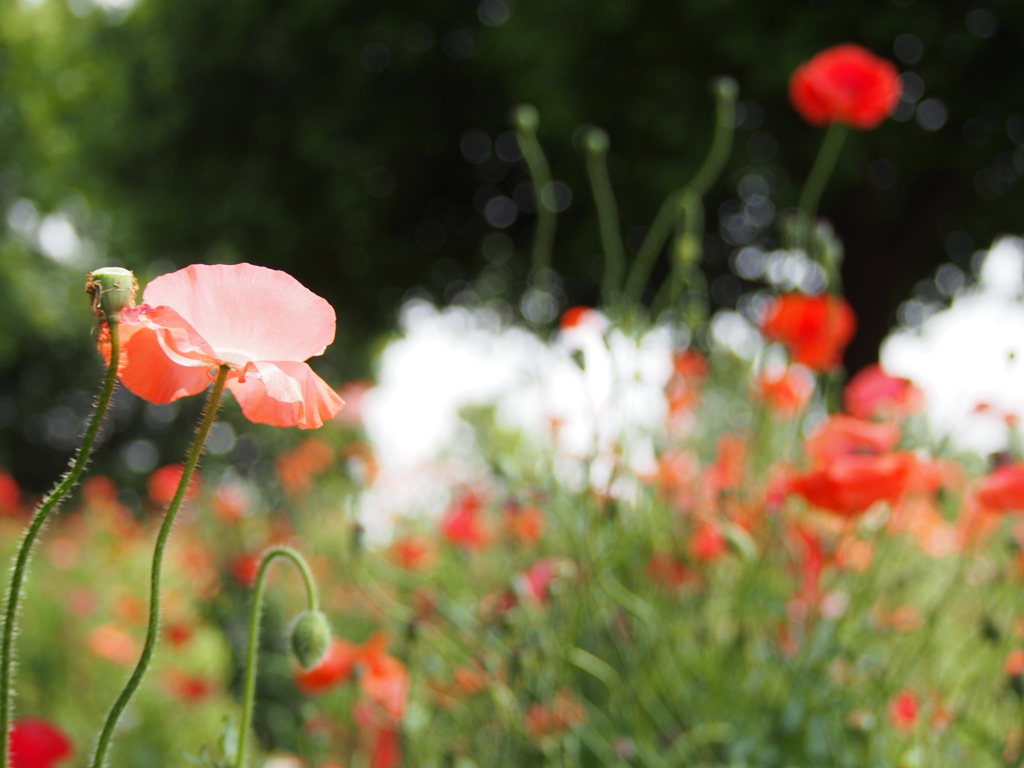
[
  {"xmin": 796, "ymin": 122, "xmax": 848, "ymax": 257},
  {"xmin": 91, "ymin": 365, "xmax": 229, "ymax": 768},
  {"xmin": 669, "ymin": 190, "xmax": 705, "ymax": 310},
  {"xmin": 236, "ymin": 546, "xmax": 319, "ymax": 768},
  {"xmin": 1, "ymin": 322, "xmax": 120, "ymax": 768},
  {"xmin": 624, "ymin": 79, "xmax": 737, "ymax": 304},
  {"xmin": 583, "ymin": 131, "xmax": 626, "ymax": 303},
  {"xmin": 623, "ymin": 192, "xmax": 683, "ymax": 302},
  {"xmin": 687, "ymin": 78, "xmax": 738, "ymax": 198},
  {"xmin": 515, "ymin": 111, "xmax": 556, "ymax": 287}
]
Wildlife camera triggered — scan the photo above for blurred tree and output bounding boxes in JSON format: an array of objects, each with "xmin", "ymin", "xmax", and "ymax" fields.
[{"xmin": 1, "ymin": 0, "xmax": 1023, "ymax": 488}]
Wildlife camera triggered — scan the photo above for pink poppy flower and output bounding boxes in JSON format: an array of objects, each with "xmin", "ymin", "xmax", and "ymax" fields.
[{"xmin": 108, "ymin": 263, "xmax": 344, "ymax": 429}]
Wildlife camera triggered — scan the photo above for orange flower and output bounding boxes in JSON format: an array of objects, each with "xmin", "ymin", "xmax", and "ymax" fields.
[
  {"xmin": 756, "ymin": 365, "xmax": 814, "ymax": 417},
  {"xmin": 88, "ymin": 625, "xmax": 138, "ymax": 666},
  {"xmin": 390, "ymin": 537, "xmax": 437, "ymax": 571},
  {"xmin": 761, "ymin": 293, "xmax": 856, "ymax": 372},
  {"xmin": 106, "ymin": 263, "xmax": 344, "ymax": 428},
  {"xmin": 1006, "ymin": 649, "xmax": 1024, "ymax": 677},
  {"xmin": 525, "ymin": 689, "xmax": 587, "ymax": 739},
  {"xmin": 506, "ymin": 504, "xmax": 547, "ymax": 545},
  {"xmin": 212, "ymin": 483, "xmax": 250, "ymax": 522},
  {"xmin": 789, "ymin": 44, "xmax": 901, "ymax": 129},
  {"xmin": 277, "ymin": 437, "xmax": 335, "ymax": 496},
  {"xmin": 844, "ymin": 363, "xmax": 923, "ymax": 420},
  {"xmin": 147, "ymin": 463, "xmax": 202, "ymax": 507},
  {"xmin": 358, "ymin": 632, "xmax": 410, "ymax": 719},
  {"xmin": 806, "ymin": 415, "xmax": 900, "ymax": 465},
  {"xmin": 294, "ymin": 638, "xmax": 361, "ymax": 695}
]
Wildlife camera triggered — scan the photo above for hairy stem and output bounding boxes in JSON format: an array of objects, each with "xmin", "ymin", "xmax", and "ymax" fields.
[
  {"xmin": 236, "ymin": 546, "xmax": 319, "ymax": 768},
  {"xmin": 1, "ymin": 322, "xmax": 120, "ymax": 768},
  {"xmin": 91, "ymin": 365, "xmax": 230, "ymax": 768}
]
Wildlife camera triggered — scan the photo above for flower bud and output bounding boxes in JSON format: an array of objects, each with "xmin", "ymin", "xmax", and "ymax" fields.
[
  {"xmin": 86, "ymin": 268, "xmax": 138, "ymax": 323},
  {"xmin": 513, "ymin": 104, "xmax": 540, "ymax": 133},
  {"xmin": 583, "ymin": 128, "xmax": 609, "ymax": 157},
  {"xmin": 714, "ymin": 76, "xmax": 739, "ymax": 101},
  {"xmin": 290, "ymin": 610, "xmax": 332, "ymax": 670}
]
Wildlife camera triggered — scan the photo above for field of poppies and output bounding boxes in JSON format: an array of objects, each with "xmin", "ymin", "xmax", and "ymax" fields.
[{"xmin": 4, "ymin": 42, "xmax": 1024, "ymax": 768}]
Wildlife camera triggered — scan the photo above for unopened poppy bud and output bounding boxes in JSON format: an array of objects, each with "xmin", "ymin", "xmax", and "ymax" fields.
[
  {"xmin": 513, "ymin": 104, "xmax": 540, "ymax": 133},
  {"xmin": 86, "ymin": 267, "xmax": 138, "ymax": 323},
  {"xmin": 290, "ymin": 610, "xmax": 332, "ymax": 670},
  {"xmin": 583, "ymin": 128, "xmax": 609, "ymax": 157},
  {"xmin": 714, "ymin": 76, "xmax": 739, "ymax": 101}
]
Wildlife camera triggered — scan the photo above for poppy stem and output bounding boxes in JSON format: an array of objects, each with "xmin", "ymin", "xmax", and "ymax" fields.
[
  {"xmin": 90, "ymin": 365, "xmax": 230, "ymax": 768},
  {"xmin": 0, "ymin": 322, "xmax": 120, "ymax": 768},
  {"xmin": 624, "ymin": 77, "xmax": 737, "ymax": 305},
  {"xmin": 797, "ymin": 122, "xmax": 849, "ymax": 256},
  {"xmin": 514, "ymin": 105, "xmax": 556, "ymax": 295},
  {"xmin": 583, "ymin": 128, "xmax": 626, "ymax": 305},
  {"xmin": 235, "ymin": 546, "xmax": 319, "ymax": 768}
]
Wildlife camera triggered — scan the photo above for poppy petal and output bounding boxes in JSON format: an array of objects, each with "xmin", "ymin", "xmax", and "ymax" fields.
[
  {"xmin": 142, "ymin": 263, "xmax": 336, "ymax": 364},
  {"xmin": 227, "ymin": 361, "xmax": 344, "ymax": 429}
]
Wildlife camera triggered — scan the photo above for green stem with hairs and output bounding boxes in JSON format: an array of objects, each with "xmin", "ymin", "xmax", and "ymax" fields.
[
  {"xmin": 514, "ymin": 105, "xmax": 556, "ymax": 287},
  {"xmin": 624, "ymin": 78, "xmax": 737, "ymax": 303},
  {"xmin": 91, "ymin": 365, "xmax": 230, "ymax": 768},
  {"xmin": 235, "ymin": 546, "xmax": 319, "ymax": 768},
  {"xmin": 1, "ymin": 322, "xmax": 121, "ymax": 768}
]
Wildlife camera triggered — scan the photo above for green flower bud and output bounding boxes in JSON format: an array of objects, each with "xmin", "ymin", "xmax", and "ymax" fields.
[
  {"xmin": 713, "ymin": 76, "xmax": 739, "ymax": 101},
  {"xmin": 513, "ymin": 104, "xmax": 540, "ymax": 133},
  {"xmin": 290, "ymin": 610, "xmax": 332, "ymax": 670},
  {"xmin": 86, "ymin": 267, "xmax": 138, "ymax": 323},
  {"xmin": 583, "ymin": 127, "xmax": 609, "ymax": 156}
]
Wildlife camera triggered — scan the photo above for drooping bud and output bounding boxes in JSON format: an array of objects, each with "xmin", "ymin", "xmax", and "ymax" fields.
[
  {"xmin": 86, "ymin": 267, "xmax": 138, "ymax": 323},
  {"xmin": 290, "ymin": 610, "xmax": 332, "ymax": 670},
  {"xmin": 583, "ymin": 127, "xmax": 609, "ymax": 157},
  {"xmin": 513, "ymin": 104, "xmax": 540, "ymax": 133},
  {"xmin": 713, "ymin": 76, "xmax": 739, "ymax": 101}
]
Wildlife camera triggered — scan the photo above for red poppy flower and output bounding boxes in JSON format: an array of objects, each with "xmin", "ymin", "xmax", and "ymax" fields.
[
  {"xmin": 805, "ymin": 415, "xmax": 900, "ymax": 465},
  {"xmin": 975, "ymin": 463, "xmax": 1024, "ymax": 513},
  {"xmin": 888, "ymin": 690, "xmax": 919, "ymax": 733},
  {"xmin": 440, "ymin": 491, "xmax": 491, "ymax": 550},
  {"xmin": 358, "ymin": 632, "xmax": 410, "ymax": 719},
  {"xmin": 756, "ymin": 365, "xmax": 814, "ymax": 417},
  {"xmin": 10, "ymin": 718, "xmax": 72, "ymax": 768},
  {"xmin": 844, "ymin": 363, "xmax": 923, "ymax": 420},
  {"xmin": 0, "ymin": 469, "xmax": 21, "ymax": 516},
  {"xmin": 390, "ymin": 537, "xmax": 437, "ymax": 571},
  {"xmin": 646, "ymin": 552, "xmax": 689, "ymax": 591},
  {"xmin": 294, "ymin": 637, "xmax": 361, "ymax": 694},
  {"xmin": 789, "ymin": 44, "xmax": 901, "ymax": 129},
  {"xmin": 789, "ymin": 452, "xmax": 918, "ymax": 516},
  {"xmin": 163, "ymin": 670, "xmax": 213, "ymax": 702},
  {"xmin": 147, "ymin": 463, "xmax": 202, "ymax": 506},
  {"xmin": 107, "ymin": 263, "xmax": 344, "ymax": 429},
  {"xmin": 761, "ymin": 293, "xmax": 856, "ymax": 372},
  {"xmin": 690, "ymin": 523, "xmax": 727, "ymax": 562}
]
